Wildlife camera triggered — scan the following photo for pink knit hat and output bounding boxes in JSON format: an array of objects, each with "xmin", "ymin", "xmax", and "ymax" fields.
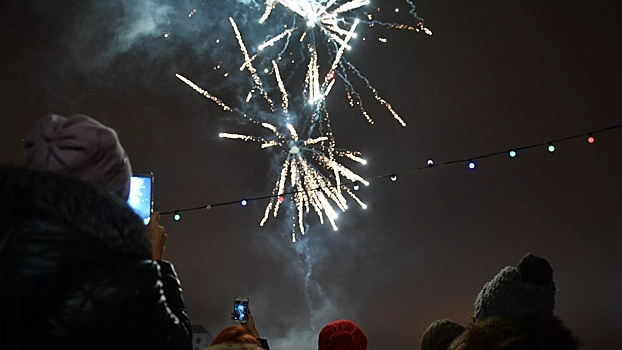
[
  {"xmin": 24, "ymin": 114, "xmax": 132, "ymax": 199},
  {"xmin": 319, "ymin": 320, "xmax": 367, "ymax": 350}
]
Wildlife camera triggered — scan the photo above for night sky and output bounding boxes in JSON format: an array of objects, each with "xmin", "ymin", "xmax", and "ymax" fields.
[{"xmin": 1, "ymin": 1, "xmax": 621, "ymax": 349}]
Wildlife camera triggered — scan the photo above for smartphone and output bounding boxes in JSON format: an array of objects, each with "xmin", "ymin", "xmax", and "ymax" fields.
[
  {"xmin": 233, "ymin": 297, "xmax": 249, "ymax": 324},
  {"xmin": 127, "ymin": 173, "xmax": 154, "ymax": 225}
]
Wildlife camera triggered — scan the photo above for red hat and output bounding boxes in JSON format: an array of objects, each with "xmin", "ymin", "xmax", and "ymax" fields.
[{"xmin": 319, "ymin": 320, "xmax": 367, "ymax": 350}]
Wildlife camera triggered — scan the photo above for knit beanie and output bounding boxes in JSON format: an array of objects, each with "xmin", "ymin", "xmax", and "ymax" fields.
[
  {"xmin": 474, "ymin": 253, "xmax": 556, "ymax": 322},
  {"xmin": 319, "ymin": 320, "xmax": 367, "ymax": 350},
  {"xmin": 24, "ymin": 114, "xmax": 132, "ymax": 200}
]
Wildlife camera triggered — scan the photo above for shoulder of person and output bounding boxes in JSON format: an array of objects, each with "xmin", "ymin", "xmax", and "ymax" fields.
[
  {"xmin": 450, "ymin": 315, "xmax": 580, "ymax": 350},
  {"xmin": 0, "ymin": 165, "xmax": 150, "ymax": 258}
]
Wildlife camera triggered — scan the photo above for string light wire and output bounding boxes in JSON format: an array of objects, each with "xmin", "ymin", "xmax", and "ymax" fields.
[
  {"xmin": 0, "ymin": 136, "xmax": 23, "ymax": 155},
  {"xmin": 113, "ymin": 124, "xmax": 622, "ymax": 216}
]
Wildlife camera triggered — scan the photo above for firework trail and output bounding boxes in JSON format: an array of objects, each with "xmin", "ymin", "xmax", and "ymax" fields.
[
  {"xmin": 342, "ymin": 59, "xmax": 406, "ymax": 127},
  {"xmin": 273, "ymin": 60, "xmax": 289, "ymax": 114},
  {"xmin": 365, "ymin": 0, "xmax": 432, "ymax": 34},
  {"xmin": 230, "ymin": 17, "xmax": 275, "ymax": 111},
  {"xmin": 176, "ymin": 74, "xmax": 233, "ymax": 112}
]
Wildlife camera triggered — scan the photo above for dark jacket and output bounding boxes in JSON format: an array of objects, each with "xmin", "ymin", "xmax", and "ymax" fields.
[{"xmin": 0, "ymin": 165, "xmax": 192, "ymax": 349}]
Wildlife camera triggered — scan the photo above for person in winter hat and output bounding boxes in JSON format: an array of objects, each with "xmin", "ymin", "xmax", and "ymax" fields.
[
  {"xmin": 473, "ymin": 252, "xmax": 556, "ymax": 322},
  {"xmin": 24, "ymin": 114, "xmax": 132, "ymax": 200},
  {"xmin": 319, "ymin": 319, "xmax": 367, "ymax": 350},
  {"xmin": 0, "ymin": 114, "xmax": 191, "ymax": 349},
  {"xmin": 448, "ymin": 253, "xmax": 580, "ymax": 350},
  {"xmin": 207, "ymin": 312, "xmax": 270, "ymax": 350},
  {"xmin": 420, "ymin": 319, "xmax": 465, "ymax": 350},
  {"xmin": 205, "ymin": 326, "xmax": 264, "ymax": 350},
  {"xmin": 23, "ymin": 114, "xmax": 168, "ymax": 259}
]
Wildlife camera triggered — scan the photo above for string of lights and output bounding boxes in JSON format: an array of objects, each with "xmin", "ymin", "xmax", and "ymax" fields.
[{"xmin": 162, "ymin": 123, "xmax": 622, "ymax": 220}]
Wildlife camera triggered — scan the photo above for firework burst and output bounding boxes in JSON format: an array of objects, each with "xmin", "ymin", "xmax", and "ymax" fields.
[
  {"xmin": 220, "ymin": 120, "xmax": 368, "ymax": 241},
  {"xmin": 254, "ymin": 0, "xmax": 431, "ymax": 127},
  {"xmin": 177, "ymin": 55, "xmax": 367, "ymax": 241}
]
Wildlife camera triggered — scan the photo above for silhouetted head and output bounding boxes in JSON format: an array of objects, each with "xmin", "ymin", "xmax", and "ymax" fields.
[
  {"xmin": 420, "ymin": 319, "xmax": 465, "ymax": 350},
  {"xmin": 208, "ymin": 326, "xmax": 262, "ymax": 348},
  {"xmin": 319, "ymin": 319, "xmax": 367, "ymax": 350}
]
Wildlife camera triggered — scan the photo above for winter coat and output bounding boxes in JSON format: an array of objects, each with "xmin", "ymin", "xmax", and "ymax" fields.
[
  {"xmin": 449, "ymin": 314, "xmax": 580, "ymax": 350},
  {"xmin": 0, "ymin": 165, "xmax": 192, "ymax": 350}
]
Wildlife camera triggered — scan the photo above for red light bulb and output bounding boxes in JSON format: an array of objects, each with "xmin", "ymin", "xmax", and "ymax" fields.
[{"xmin": 587, "ymin": 135, "xmax": 595, "ymax": 144}]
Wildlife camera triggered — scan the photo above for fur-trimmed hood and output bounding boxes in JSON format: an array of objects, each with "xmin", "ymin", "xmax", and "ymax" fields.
[
  {"xmin": 205, "ymin": 342, "xmax": 265, "ymax": 350},
  {"xmin": 449, "ymin": 315, "xmax": 580, "ymax": 350},
  {"xmin": 0, "ymin": 164, "xmax": 151, "ymax": 258}
]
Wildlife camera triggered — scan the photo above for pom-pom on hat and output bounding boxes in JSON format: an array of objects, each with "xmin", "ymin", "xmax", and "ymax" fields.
[
  {"xmin": 319, "ymin": 320, "xmax": 367, "ymax": 350},
  {"xmin": 474, "ymin": 253, "xmax": 556, "ymax": 323},
  {"xmin": 24, "ymin": 114, "xmax": 132, "ymax": 200}
]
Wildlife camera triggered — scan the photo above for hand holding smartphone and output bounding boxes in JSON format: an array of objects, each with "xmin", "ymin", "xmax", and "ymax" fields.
[{"xmin": 233, "ymin": 297, "xmax": 249, "ymax": 324}]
